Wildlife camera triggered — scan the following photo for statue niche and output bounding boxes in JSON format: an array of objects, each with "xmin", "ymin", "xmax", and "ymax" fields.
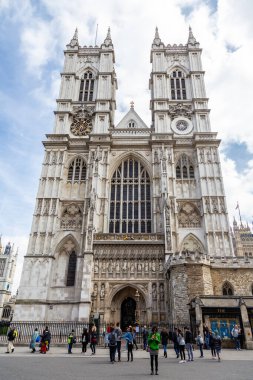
[{"xmin": 61, "ymin": 204, "xmax": 82, "ymax": 230}]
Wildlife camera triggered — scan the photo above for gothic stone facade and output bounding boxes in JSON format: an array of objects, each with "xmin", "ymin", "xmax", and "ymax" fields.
[{"xmin": 14, "ymin": 28, "xmax": 253, "ymax": 329}]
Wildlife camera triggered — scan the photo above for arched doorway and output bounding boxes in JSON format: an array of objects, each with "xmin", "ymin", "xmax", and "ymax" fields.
[{"xmin": 121, "ymin": 297, "xmax": 136, "ymax": 330}]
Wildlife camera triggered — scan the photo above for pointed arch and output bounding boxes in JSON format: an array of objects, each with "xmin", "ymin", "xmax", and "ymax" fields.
[
  {"xmin": 109, "ymin": 156, "xmax": 152, "ymax": 233},
  {"xmin": 167, "ymin": 66, "xmax": 188, "ymax": 100},
  {"xmin": 178, "ymin": 202, "xmax": 201, "ymax": 228},
  {"xmin": 67, "ymin": 156, "xmax": 87, "ymax": 184},
  {"xmin": 54, "ymin": 234, "xmax": 80, "ymax": 256},
  {"xmin": 176, "ymin": 153, "xmax": 194, "ymax": 179},
  {"xmin": 78, "ymin": 69, "xmax": 96, "ymax": 102},
  {"xmin": 61, "ymin": 203, "xmax": 82, "ymax": 230},
  {"xmin": 222, "ymin": 281, "xmax": 234, "ymax": 296},
  {"xmin": 180, "ymin": 233, "xmax": 205, "ymax": 254},
  {"xmin": 108, "ymin": 151, "xmax": 152, "ymax": 180}
]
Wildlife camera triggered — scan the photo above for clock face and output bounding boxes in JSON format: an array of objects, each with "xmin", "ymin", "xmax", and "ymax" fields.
[{"xmin": 171, "ymin": 117, "xmax": 193, "ymax": 135}]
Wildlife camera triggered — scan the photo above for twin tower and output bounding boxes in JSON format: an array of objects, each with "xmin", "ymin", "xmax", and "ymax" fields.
[{"xmin": 14, "ymin": 27, "xmax": 234, "ymax": 328}]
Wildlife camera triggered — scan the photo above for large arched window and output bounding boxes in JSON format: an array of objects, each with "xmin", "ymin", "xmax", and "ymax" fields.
[
  {"xmin": 66, "ymin": 251, "xmax": 77, "ymax": 287},
  {"xmin": 79, "ymin": 71, "xmax": 95, "ymax": 102},
  {"xmin": 176, "ymin": 154, "xmax": 194, "ymax": 179},
  {"xmin": 109, "ymin": 158, "xmax": 151, "ymax": 233},
  {"xmin": 222, "ymin": 281, "xmax": 234, "ymax": 296},
  {"xmin": 2, "ymin": 306, "xmax": 11, "ymax": 319},
  {"xmin": 67, "ymin": 158, "xmax": 87, "ymax": 184},
  {"xmin": 170, "ymin": 70, "xmax": 187, "ymax": 100}
]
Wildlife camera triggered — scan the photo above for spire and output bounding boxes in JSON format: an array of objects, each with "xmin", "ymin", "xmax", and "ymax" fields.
[
  {"xmin": 152, "ymin": 26, "xmax": 163, "ymax": 46},
  {"xmin": 187, "ymin": 26, "xmax": 198, "ymax": 46},
  {"xmin": 67, "ymin": 27, "xmax": 79, "ymax": 48},
  {"xmin": 130, "ymin": 101, "xmax": 134, "ymax": 109},
  {"xmin": 103, "ymin": 27, "xmax": 113, "ymax": 46}
]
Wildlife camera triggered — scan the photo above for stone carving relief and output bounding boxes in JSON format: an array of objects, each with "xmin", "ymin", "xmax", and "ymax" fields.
[
  {"xmin": 70, "ymin": 105, "xmax": 95, "ymax": 136},
  {"xmin": 152, "ymin": 283, "xmax": 157, "ymax": 299},
  {"xmin": 178, "ymin": 202, "xmax": 201, "ymax": 228},
  {"xmin": 159, "ymin": 283, "xmax": 165, "ymax": 301},
  {"xmin": 61, "ymin": 204, "xmax": 82, "ymax": 230},
  {"xmin": 100, "ymin": 283, "xmax": 105, "ymax": 299},
  {"xmin": 181, "ymin": 234, "xmax": 204, "ymax": 254},
  {"xmin": 168, "ymin": 103, "xmax": 192, "ymax": 120}
]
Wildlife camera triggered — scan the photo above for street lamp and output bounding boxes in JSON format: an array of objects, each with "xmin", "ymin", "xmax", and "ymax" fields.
[{"xmin": 135, "ymin": 290, "xmax": 140, "ymax": 324}]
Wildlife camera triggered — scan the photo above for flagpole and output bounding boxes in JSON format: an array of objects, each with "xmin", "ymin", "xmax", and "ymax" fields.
[{"xmin": 236, "ymin": 201, "xmax": 242, "ymax": 226}]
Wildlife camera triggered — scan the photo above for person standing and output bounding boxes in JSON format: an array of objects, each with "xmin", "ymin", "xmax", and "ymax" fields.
[
  {"xmin": 196, "ymin": 331, "xmax": 204, "ymax": 358},
  {"xmin": 6, "ymin": 326, "xmax": 18, "ymax": 354},
  {"xmin": 67, "ymin": 329, "xmax": 76, "ymax": 354},
  {"xmin": 160, "ymin": 328, "xmax": 169, "ymax": 358},
  {"xmin": 123, "ymin": 327, "xmax": 134, "ymax": 362},
  {"xmin": 90, "ymin": 324, "xmax": 98, "ymax": 355},
  {"xmin": 115, "ymin": 322, "xmax": 122, "ymax": 362},
  {"xmin": 142, "ymin": 325, "xmax": 148, "ymax": 350},
  {"xmin": 184, "ymin": 326, "xmax": 194, "ymax": 362},
  {"xmin": 209, "ymin": 331, "xmax": 216, "ymax": 359},
  {"xmin": 108, "ymin": 326, "xmax": 117, "ymax": 363},
  {"xmin": 213, "ymin": 331, "xmax": 222, "ymax": 361},
  {"xmin": 172, "ymin": 328, "xmax": 179, "ymax": 358},
  {"xmin": 81, "ymin": 327, "xmax": 89, "ymax": 354},
  {"xmin": 40, "ymin": 327, "xmax": 51, "ymax": 354},
  {"xmin": 133, "ymin": 327, "xmax": 138, "ymax": 350},
  {"xmin": 231, "ymin": 324, "xmax": 241, "ymax": 350},
  {"xmin": 177, "ymin": 329, "xmax": 186, "ymax": 363},
  {"xmin": 147, "ymin": 326, "xmax": 161, "ymax": 375},
  {"xmin": 30, "ymin": 328, "xmax": 39, "ymax": 353}
]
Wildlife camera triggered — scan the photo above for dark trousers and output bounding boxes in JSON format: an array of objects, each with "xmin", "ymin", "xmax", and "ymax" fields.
[
  {"xmin": 199, "ymin": 343, "xmax": 204, "ymax": 357},
  {"xmin": 82, "ymin": 342, "xmax": 87, "ymax": 353},
  {"xmin": 211, "ymin": 346, "xmax": 216, "ymax": 357},
  {"xmin": 127, "ymin": 343, "xmax": 133, "ymax": 361},
  {"xmin": 116, "ymin": 341, "xmax": 121, "ymax": 361},
  {"xmin": 133, "ymin": 338, "xmax": 138, "ymax": 350},
  {"xmin": 179, "ymin": 345, "xmax": 185, "ymax": 360},
  {"xmin": 150, "ymin": 354, "xmax": 158, "ymax": 372},
  {"xmin": 109, "ymin": 345, "xmax": 116, "ymax": 362},
  {"xmin": 68, "ymin": 343, "xmax": 73, "ymax": 353},
  {"xmin": 174, "ymin": 342, "xmax": 179, "ymax": 356},
  {"xmin": 90, "ymin": 343, "xmax": 96, "ymax": 354}
]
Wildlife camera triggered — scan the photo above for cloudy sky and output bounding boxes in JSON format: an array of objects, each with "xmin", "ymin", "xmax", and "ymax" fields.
[{"xmin": 0, "ymin": 0, "xmax": 253, "ymax": 291}]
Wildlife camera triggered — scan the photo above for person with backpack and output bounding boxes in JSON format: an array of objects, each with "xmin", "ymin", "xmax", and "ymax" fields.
[
  {"xmin": 6, "ymin": 326, "xmax": 18, "ymax": 354},
  {"xmin": 184, "ymin": 326, "xmax": 194, "ymax": 362},
  {"xmin": 108, "ymin": 326, "xmax": 117, "ymax": 363},
  {"xmin": 90, "ymin": 324, "xmax": 98, "ymax": 355},
  {"xmin": 114, "ymin": 322, "xmax": 122, "ymax": 362},
  {"xmin": 123, "ymin": 326, "xmax": 134, "ymax": 362},
  {"xmin": 177, "ymin": 329, "xmax": 186, "ymax": 363},
  {"xmin": 213, "ymin": 331, "xmax": 222, "ymax": 361},
  {"xmin": 196, "ymin": 331, "xmax": 204, "ymax": 358},
  {"xmin": 81, "ymin": 327, "xmax": 89, "ymax": 353},
  {"xmin": 147, "ymin": 325, "xmax": 161, "ymax": 375},
  {"xmin": 172, "ymin": 327, "xmax": 180, "ymax": 358},
  {"xmin": 67, "ymin": 329, "xmax": 76, "ymax": 354},
  {"xmin": 40, "ymin": 326, "xmax": 51, "ymax": 354},
  {"xmin": 160, "ymin": 327, "xmax": 169, "ymax": 358},
  {"xmin": 231, "ymin": 324, "xmax": 241, "ymax": 350}
]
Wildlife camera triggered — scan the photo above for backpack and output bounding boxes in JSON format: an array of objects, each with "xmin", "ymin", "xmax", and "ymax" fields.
[
  {"xmin": 8, "ymin": 330, "xmax": 15, "ymax": 341},
  {"xmin": 109, "ymin": 332, "xmax": 116, "ymax": 346}
]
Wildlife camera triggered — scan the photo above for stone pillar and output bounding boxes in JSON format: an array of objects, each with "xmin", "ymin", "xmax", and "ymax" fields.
[
  {"xmin": 239, "ymin": 298, "xmax": 253, "ymax": 350},
  {"xmin": 195, "ymin": 297, "xmax": 203, "ymax": 334}
]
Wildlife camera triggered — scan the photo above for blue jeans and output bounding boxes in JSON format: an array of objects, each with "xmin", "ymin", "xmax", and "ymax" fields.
[
  {"xmin": 199, "ymin": 343, "xmax": 204, "ymax": 357},
  {"xmin": 163, "ymin": 344, "xmax": 167, "ymax": 356},
  {"xmin": 235, "ymin": 338, "xmax": 240, "ymax": 350},
  {"xmin": 186, "ymin": 343, "xmax": 193, "ymax": 361},
  {"xmin": 174, "ymin": 342, "xmax": 179, "ymax": 356}
]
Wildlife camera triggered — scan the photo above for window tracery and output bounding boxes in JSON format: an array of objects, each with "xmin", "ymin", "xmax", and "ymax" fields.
[
  {"xmin": 2, "ymin": 306, "xmax": 11, "ymax": 319},
  {"xmin": 79, "ymin": 71, "xmax": 95, "ymax": 102},
  {"xmin": 66, "ymin": 251, "xmax": 77, "ymax": 287},
  {"xmin": 61, "ymin": 204, "xmax": 82, "ymax": 230},
  {"xmin": 178, "ymin": 202, "xmax": 201, "ymax": 228},
  {"xmin": 176, "ymin": 154, "xmax": 194, "ymax": 179},
  {"xmin": 67, "ymin": 158, "xmax": 87, "ymax": 184},
  {"xmin": 222, "ymin": 281, "xmax": 234, "ymax": 296},
  {"xmin": 170, "ymin": 70, "xmax": 187, "ymax": 100},
  {"xmin": 109, "ymin": 158, "xmax": 151, "ymax": 233}
]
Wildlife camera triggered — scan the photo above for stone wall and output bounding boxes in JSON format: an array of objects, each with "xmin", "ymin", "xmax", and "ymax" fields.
[{"xmin": 211, "ymin": 268, "xmax": 253, "ymax": 296}]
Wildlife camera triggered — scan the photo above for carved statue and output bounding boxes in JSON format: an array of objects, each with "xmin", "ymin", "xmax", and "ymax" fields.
[
  {"xmin": 100, "ymin": 283, "xmax": 105, "ymax": 299},
  {"xmin": 152, "ymin": 283, "xmax": 157, "ymax": 299},
  {"xmin": 159, "ymin": 283, "xmax": 164, "ymax": 301}
]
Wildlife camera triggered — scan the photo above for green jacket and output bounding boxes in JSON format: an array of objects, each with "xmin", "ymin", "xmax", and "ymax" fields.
[{"xmin": 148, "ymin": 332, "xmax": 161, "ymax": 351}]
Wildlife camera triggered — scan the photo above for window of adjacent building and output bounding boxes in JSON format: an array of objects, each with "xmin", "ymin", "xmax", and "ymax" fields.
[
  {"xmin": 176, "ymin": 154, "xmax": 194, "ymax": 179},
  {"xmin": 67, "ymin": 158, "xmax": 87, "ymax": 184},
  {"xmin": 109, "ymin": 158, "xmax": 151, "ymax": 233},
  {"xmin": 170, "ymin": 70, "xmax": 187, "ymax": 100},
  {"xmin": 222, "ymin": 281, "xmax": 234, "ymax": 296},
  {"xmin": 2, "ymin": 306, "xmax": 11, "ymax": 319},
  {"xmin": 66, "ymin": 251, "xmax": 77, "ymax": 286},
  {"xmin": 0, "ymin": 259, "xmax": 6, "ymax": 277},
  {"xmin": 79, "ymin": 71, "xmax": 95, "ymax": 102}
]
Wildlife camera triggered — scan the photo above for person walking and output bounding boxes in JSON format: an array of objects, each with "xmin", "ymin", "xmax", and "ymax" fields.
[
  {"xmin": 90, "ymin": 324, "xmax": 98, "ymax": 355},
  {"xmin": 108, "ymin": 326, "xmax": 117, "ymax": 363},
  {"xmin": 142, "ymin": 325, "xmax": 148, "ymax": 350},
  {"xmin": 40, "ymin": 327, "xmax": 51, "ymax": 354},
  {"xmin": 177, "ymin": 329, "xmax": 186, "ymax": 363},
  {"xmin": 147, "ymin": 326, "xmax": 161, "ymax": 375},
  {"xmin": 184, "ymin": 326, "xmax": 194, "ymax": 362},
  {"xmin": 123, "ymin": 327, "xmax": 134, "ymax": 362},
  {"xmin": 209, "ymin": 331, "xmax": 216, "ymax": 359},
  {"xmin": 231, "ymin": 324, "xmax": 241, "ymax": 350},
  {"xmin": 133, "ymin": 327, "xmax": 138, "ymax": 350},
  {"xmin": 115, "ymin": 322, "xmax": 122, "ymax": 362},
  {"xmin": 81, "ymin": 327, "xmax": 89, "ymax": 353},
  {"xmin": 30, "ymin": 327, "xmax": 39, "ymax": 353},
  {"xmin": 160, "ymin": 327, "xmax": 169, "ymax": 358},
  {"xmin": 196, "ymin": 331, "xmax": 204, "ymax": 358},
  {"xmin": 6, "ymin": 326, "xmax": 18, "ymax": 354},
  {"xmin": 172, "ymin": 328, "xmax": 179, "ymax": 358},
  {"xmin": 213, "ymin": 331, "xmax": 222, "ymax": 361},
  {"xmin": 67, "ymin": 329, "xmax": 76, "ymax": 354}
]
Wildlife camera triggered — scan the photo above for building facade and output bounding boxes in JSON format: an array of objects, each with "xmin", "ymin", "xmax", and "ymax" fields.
[{"xmin": 14, "ymin": 28, "xmax": 253, "ymax": 345}]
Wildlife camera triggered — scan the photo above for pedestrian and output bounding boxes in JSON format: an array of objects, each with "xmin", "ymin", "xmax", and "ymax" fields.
[
  {"xmin": 6, "ymin": 326, "xmax": 18, "ymax": 354},
  {"xmin": 142, "ymin": 325, "xmax": 148, "ymax": 350},
  {"xmin": 213, "ymin": 331, "xmax": 222, "ymax": 361},
  {"xmin": 133, "ymin": 327, "xmax": 138, "ymax": 350},
  {"xmin": 184, "ymin": 326, "xmax": 194, "ymax": 362},
  {"xmin": 90, "ymin": 324, "xmax": 98, "ymax": 355},
  {"xmin": 196, "ymin": 331, "xmax": 204, "ymax": 358},
  {"xmin": 81, "ymin": 327, "xmax": 89, "ymax": 353},
  {"xmin": 231, "ymin": 324, "xmax": 241, "ymax": 350},
  {"xmin": 160, "ymin": 327, "xmax": 169, "ymax": 358},
  {"xmin": 30, "ymin": 327, "xmax": 39, "ymax": 353},
  {"xmin": 177, "ymin": 329, "xmax": 186, "ymax": 363},
  {"xmin": 147, "ymin": 325, "xmax": 161, "ymax": 375},
  {"xmin": 172, "ymin": 327, "xmax": 179, "ymax": 358},
  {"xmin": 123, "ymin": 326, "xmax": 134, "ymax": 362},
  {"xmin": 67, "ymin": 329, "xmax": 76, "ymax": 354},
  {"xmin": 203, "ymin": 324, "xmax": 210, "ymax": 349},
  {"xmin": 40, "ymin": 327, "xmax": 51, "ymax": 354},
  {"xmin": 115, "ymin": 322, "xmax": 122, "ymax": 362},
  {"xmin": 108, "ymin": 326, "xmax": 117, "ymax": 363},
  {"xmin": 209, "ymin": 331, "xmax": 216, "ymax": 359}
]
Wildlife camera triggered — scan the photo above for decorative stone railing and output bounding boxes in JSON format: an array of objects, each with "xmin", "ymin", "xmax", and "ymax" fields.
[{"xmin": 93, "ymin": 233, "xmax": 164, "ymax": 242}]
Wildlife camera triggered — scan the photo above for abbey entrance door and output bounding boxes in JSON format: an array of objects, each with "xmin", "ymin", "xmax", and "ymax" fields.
[{"xmin": 121, "ymin": 297, "xmax": 136, "ymax": 330}]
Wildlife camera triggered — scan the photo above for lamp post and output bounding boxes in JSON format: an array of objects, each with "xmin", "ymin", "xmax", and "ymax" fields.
[{"xmin": 135, "ymin": 290, "xmax": 140, "ymax": 325}]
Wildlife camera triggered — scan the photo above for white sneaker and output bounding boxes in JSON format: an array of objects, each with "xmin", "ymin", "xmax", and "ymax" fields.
[{"xmin": 179, "ymin": 360, "xmax": 184, "ymax": 363}]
